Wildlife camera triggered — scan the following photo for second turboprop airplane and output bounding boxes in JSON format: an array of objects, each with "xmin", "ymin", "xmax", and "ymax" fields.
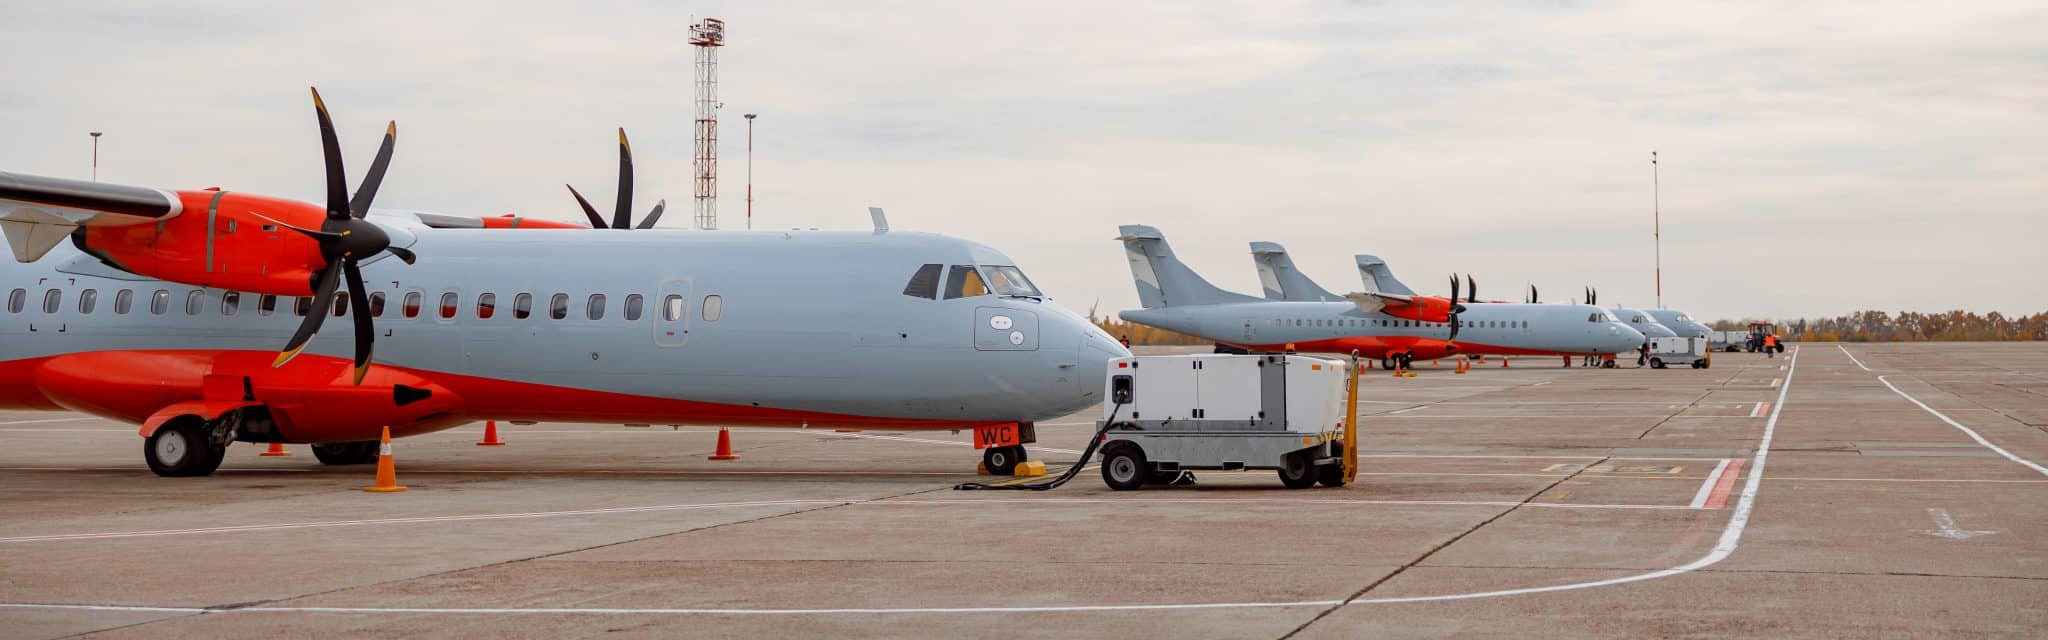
[
  {"xmin": 1115, "ymin": 226, "xmax": 1643, "ymax": 369},
  {"xmin": 0, "ymin": 89, "xmax": 1124, "ymax": 477}
]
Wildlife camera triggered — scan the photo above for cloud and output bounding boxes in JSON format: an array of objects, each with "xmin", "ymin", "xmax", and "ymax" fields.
[{"xmin": 2, "ymin": 0, "xmax": 2043, "ymax": 320}]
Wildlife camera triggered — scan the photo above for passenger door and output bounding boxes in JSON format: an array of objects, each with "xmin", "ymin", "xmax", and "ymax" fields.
[{"xmin": 655, "ymin": 279, "xmax": 692, "ymax": 348}]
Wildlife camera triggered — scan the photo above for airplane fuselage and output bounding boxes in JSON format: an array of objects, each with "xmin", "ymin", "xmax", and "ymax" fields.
[
  {"xmin": 1, "ymin": 218, "xmax": 1123, "ymax": 440},
  {"xmin": 1121, "ymin": 301, "xmax": 1645, "ymax": 359}
]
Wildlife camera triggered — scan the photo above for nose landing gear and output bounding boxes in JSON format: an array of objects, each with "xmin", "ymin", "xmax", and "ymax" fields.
[{"xmin": 981, "ymin": 444, "xmax": 1028, "ymax": 476}]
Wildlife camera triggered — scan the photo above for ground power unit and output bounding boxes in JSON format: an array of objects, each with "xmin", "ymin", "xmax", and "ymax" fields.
[
  {"xmin": 1647, "ymin": 336, "xmax": 1711, "ymax": 369},
  {"xmin": 1097, "ymin": 354, "xmax": 1355, "ymax": 490}
]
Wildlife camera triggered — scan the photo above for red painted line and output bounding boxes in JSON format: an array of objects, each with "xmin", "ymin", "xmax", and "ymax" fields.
[
  {"xmin": 1703, "ymin": 459, "xmax": 1747, "ymax": 509},
  {"xmin": 1750, "ymin": 402, "xmax": 1770, "ymax": 418}
]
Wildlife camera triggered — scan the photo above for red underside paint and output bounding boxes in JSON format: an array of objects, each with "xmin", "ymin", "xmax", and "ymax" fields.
[
  {"xmin": 1, "ymin": 350, "xmax": 970, "ymax": 442},
  {"xmin": 1228, "ymin": 336, "xmax": 1590, "ymax": 360}
]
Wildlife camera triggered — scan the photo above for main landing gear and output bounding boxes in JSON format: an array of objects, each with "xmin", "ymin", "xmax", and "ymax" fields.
[
  {"xmin": 144, "ymin": 418, "xmax": 228, "ymax": 477},
  {"xmin": 311, "ymin": 441, "xmax": 380, "ymax": 465},
  {"xmin": 981, "ymin": 444, "xmax": 1028, "ymax": 476}
]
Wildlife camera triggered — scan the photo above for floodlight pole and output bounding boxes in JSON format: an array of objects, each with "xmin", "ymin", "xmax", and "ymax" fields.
[
  {"xmin": 745, "ymin": 113, "xmax": 756, "ymax": 230},
  {"xmin": 90, "ymin": 132, "xmax": 102, "ymax": 182},
  {"xmin": 1652, "ymin": 150, "xmax": 1661, "ymax": 310}
]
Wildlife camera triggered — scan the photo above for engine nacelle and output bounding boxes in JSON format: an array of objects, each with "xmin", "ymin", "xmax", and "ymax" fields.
[
  {"xmin": 1382, "ymin": 296, "xmax": 1459, "ymax": 324},
  {"xmin": 71, "ymin": 189, "xmax": 333, "ymax": 296}
]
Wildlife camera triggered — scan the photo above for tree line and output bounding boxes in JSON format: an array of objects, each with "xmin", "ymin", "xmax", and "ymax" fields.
[{"xmin": 1711, "ymin": 310, "xmax": 2048, "ymax": 342}]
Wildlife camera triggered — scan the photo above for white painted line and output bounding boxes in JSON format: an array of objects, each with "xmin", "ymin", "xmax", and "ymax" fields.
[
  {"xmin": 1378, "ymin": 415, "xmax": 1755, "ymax": 420},
  {"xmin": 0, "ymin": 417, "xmax": 97, "ymax": 426},
  {"xmin": 1359, "ymin": 454, "xmax": 1730, "ymax": 461},
  {"xmin": 1769, "ymin": 377, "xmax": 1783, "ymax": 389},
  {"xmin": 1838, "ymin": 344, "xmax": 1872, "ymax": 372},
  {"xmin": 1876, "ymin": 375, "xmax": 2048, "ymax": 478},
  {"xmin": 1388, "ymin": 406, "xmax": 1427, "ymax": 415},
  {"xmin": 0, "ymin": 428, "xmax": 129, "ymax": 433},
  {"xmin": 0, "ymin": 348, "xmax": 1812, "ymax": 614},
  {"xmin": 1688, "ymin": 459, "xmax": 1733, "ymax": 508},
  {"xmin": 827, "ymin": 431, "xmax": 1083, "ymax": 455},
  {"xmin": 0, "ymin": 499, "xmax": 850, "ymax": 543},
  {"xmin": 1749, "ymin": 402, "xmax": 1769, "ymax": 418}
]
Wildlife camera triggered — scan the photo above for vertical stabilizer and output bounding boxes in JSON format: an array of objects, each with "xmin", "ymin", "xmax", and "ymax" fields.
[
  {"xmin": 1249, "ymin": 241, "xmax": 1341, "ymax": 302},
  {"xmin": 1354, "ymin": 254, "xmax": 1417, "ymax": 296},
  {"xmin": 1116, "ymin": 225, "xmax": 1258, "ymax": 309}
]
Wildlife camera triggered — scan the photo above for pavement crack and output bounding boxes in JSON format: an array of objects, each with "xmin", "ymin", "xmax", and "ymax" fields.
[{"xmin": 1279, "ymin": 455, "xmax": 1612, "ymax": 639}]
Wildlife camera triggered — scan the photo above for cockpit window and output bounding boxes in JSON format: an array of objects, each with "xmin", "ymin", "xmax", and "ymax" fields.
[
  {"xmin": 981, "ymin": 266, "xmax": 1041, "ymax": 297},
  {"xmin": 1602, "ymin": 311, "xmax": 1619, "ymax": 322},
  {"xmin": 1587, "ymin": 313, "xmax": 1599, "ymax": 322},
  {"xmin": 944, "ymin": 265, "xmax": 987, "ymax": 299},
  {"xmin": 1676, "ymin": 314, "xmax": 1692, "ymax": 322},
  {"xmin": 903, "ymin": 263, "xmax": 941, "ymax": 300}
]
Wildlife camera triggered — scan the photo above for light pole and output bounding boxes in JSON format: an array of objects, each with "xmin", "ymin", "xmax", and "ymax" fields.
[
  {"xmin": 744, "ymin": 113, "xmax": 756, "ymax": 230},
  {"xmin": 1652, "ymin": 150, "xmax": 1661, "ymax": 310},
  {"xmin": 90, "ymin": 132, "xmax": 102, "ymax": 182}
]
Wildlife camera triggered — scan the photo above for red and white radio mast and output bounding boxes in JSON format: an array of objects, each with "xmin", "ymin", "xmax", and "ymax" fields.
[{"xmin": 689, "ymin": 18, "xmax": 725, "ymax": 230}]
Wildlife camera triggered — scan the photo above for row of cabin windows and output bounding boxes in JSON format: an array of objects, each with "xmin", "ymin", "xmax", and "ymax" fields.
[
  {"xmin": 1265, "ymin": 317, "xmax": 1529, "ymax": 329},
  {"xmin": 5, "ymin": 287, "xmax": 726, "ymax": 323}
]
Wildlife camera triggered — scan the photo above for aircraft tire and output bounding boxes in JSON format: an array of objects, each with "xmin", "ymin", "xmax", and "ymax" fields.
[
  {"xmin": 311, "ymin": 441, "xmax": 379, "ymax": 465},
  {"xmin": 982, "ymin": 444, "xmax": 1026, "ymax": 476},
  {"xmin": 1101, "ymin": 443, "xmax": 1148, "ymax": 491},
  {"xmin": 145, "ymin": 421, "xmax": 218, "ymax": 477}
]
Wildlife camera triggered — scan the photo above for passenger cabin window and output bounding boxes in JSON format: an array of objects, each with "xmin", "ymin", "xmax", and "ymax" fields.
[
  {"xmin": 549, "ymin": 293, "xmax": 568, "ymax": 320},
  {"xmin": 150, "ymin": 290, "xmax": 169, "ymax": 315},
  {"xmin": 184, "ymin": 290, "xmax": 203, "ymax": 316},
  {"xmin": 982, "ymin": 266, "xmax": 1041, "ymax": 297},
  {"xmin": 221, "ymin": 292, "xmax": 240, "ymax": 316},
  {"xmin": 332, "ymin": 292, "xmax": 349, "ymax": 317},
  {"xmin": 623, "ymin": 294, "xmax": 644, "ymax": 321},
  {"xmin": 114, "ymin": 289, "xmax": 133, "ymax": 315},
  {"xmin": 42, "ymin": 289, "xmax": 61, "ymax": 314},
  {"xmin": 514, "ymin": 293, "xmax": 532, "ymax": 319},
  {"xmin": 662, "ymin": 295, "xmax": 683, "ymax": 321},
  {"xmin": 476, "ymin": 293, "xmax": 496, "ymax": 319},
  {"xmin": 366, "ymin": 293, "xmax": 383, "ymax": 318},
  {"xmin": 295, "ymin": 297, "xmax": 312, "ymax": 317},
  {"xmin": 902, "ymin": 263, "xmax": 942, "ymax": 299},
  {"xmin": 78, "ymin": 289, "xmax": 97, "ymax": 314},
  {"xmin": 5, "ymin": 289, "xmax": 22, "ymax": 314},
  {"xmin": 402, "ymin": 292, "xmax": 422, "ymax": 318},
  {"xmin": 438, "ymin": 292, "xmax": 458, "ymax": 319},
  {"xmin": 943, "ymin": 265, "xmax": 987, "ymax": 299},
  {"xmin": 586, "ymin": 294, "xmax": 606, "ymax": 320},
  {"xmin": 259, "ymin": 294, "xmax": 277, "ymax": 317},
  {"xmin": 702, "ymin": 295, "xmax": 723, "ymax": 322}
]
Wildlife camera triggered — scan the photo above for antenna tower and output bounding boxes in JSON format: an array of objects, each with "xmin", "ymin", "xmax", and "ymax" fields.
[{"xmin": 690, "ymin": 18, "xmax": 725, "ymax": 230}]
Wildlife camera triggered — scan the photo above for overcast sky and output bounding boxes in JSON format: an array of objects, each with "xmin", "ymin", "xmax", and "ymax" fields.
[{"xmin": 4, "ymin": 1, "xmax": 2043, "ymax": 320}]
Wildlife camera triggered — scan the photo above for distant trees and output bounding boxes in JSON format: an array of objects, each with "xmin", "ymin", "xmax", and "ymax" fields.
[
  {"xmin": 1712, "ymin": 310, "xmax": 2048, "ymax": 342},
  {"xmin": 1089, "ymin": 317, "xmax": 1210, "ymax": 346}
]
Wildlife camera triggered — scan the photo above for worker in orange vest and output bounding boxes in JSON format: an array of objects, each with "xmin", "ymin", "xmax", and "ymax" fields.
[{"xmin": 1763, "ymin": 333, "xmax": 1778, "ymax": 358}]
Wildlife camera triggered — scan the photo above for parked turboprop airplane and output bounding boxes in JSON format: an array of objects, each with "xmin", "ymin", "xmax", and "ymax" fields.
[
  {"xmin": 1116, "ymin": 226, "xmax": 1643, "ymax": 369},
  {"xmin": 0, "ymin": 89, "xmax": 1123, "ymax": 477},
  {"xmin": 1643, "ymin": 308, "xmax": 1711, "ymax": 338},
  {"xmin": 1612, "ymin": 306, "xmax": 1679, "ymax": 338},
  {"xmin": 1248, "ymin": 241, "xmax": 1651, "ymax": 366}
]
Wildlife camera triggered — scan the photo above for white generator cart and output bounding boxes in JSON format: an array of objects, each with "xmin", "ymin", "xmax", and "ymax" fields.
[
  {"xmin": 1648, "ymin": 336, "xmax": 1711, "ymax": 369},
  {"xmin": 1097, "ymin": 354, "xmax": 1354, "ymax": 490}
]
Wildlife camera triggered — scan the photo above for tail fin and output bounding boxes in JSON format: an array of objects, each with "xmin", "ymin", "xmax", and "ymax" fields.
[
  {"xmin": 1117, "ymin": 225, "xmax": 1259, "ymax": 309},
  {"xmin": 1354, "ymin": 254, "xmax": 1417, "ymax": 296},
  {"xmin": 1249, "ymin": 241, "xmax": 1341, "ymax": 302}
]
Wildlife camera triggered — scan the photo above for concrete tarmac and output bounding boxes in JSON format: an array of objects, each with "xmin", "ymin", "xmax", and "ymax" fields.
[{"xmin": 2, "ymin": 343, "xmax": 2044, "ymax": 638}]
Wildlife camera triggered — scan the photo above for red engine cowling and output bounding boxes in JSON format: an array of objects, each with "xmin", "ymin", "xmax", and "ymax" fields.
[
  {"xmin": 72, "ymin": 190, "xmax": 332, "ymax": 297},
  {"xmin": 1381, "ymin": 296, "xmax": 1457, "ymax": 324}
]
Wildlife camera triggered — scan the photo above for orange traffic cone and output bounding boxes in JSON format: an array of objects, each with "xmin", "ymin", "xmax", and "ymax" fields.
[
  {"xmin": 708, "ymin": 428, "xmax": 740, "ymax": 461},
  {"xmin": 476, "ymin": 420, "xmax": 506, "ymax": 446},
  {"xmin": 260, "ymin": 441, "xmax": 292, "ymax": 457},
  {"xmin": 363, "ymin": 426, "xmax": 406, "ymax": 493},
  {"xmin": 1502, "ymin": 357, "xmax": 1510, "ymax": 368}
]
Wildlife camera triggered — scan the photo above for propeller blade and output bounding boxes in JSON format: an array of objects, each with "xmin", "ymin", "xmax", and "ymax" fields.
[
  {"xmin": 309, "ymin": 87, "xmax": 351, "ymax": 221},
  {"xmin": 349, "ymin": 121, "xmax": 397, "ymax": 218},
  {"xmin": 1466, "ymin": 273, "xmax": 1477, "ymax": 304},
  {"xmin": 343, "ymin": 261, "xmax": 374, "ymax": 385},
  {"xmin": 567, "ymin": 184, "xmax": 607, "ymax": 228},
  {"xmin": 1529, "ymin": 284, "xmax": 1537, "ymax": 304},
  {"xmin": 274, "ymin": 264, "xmax": 343, "ymax": 368},
  {"xmin": 1449, "ymin": 274, "xmax": 1461, "ymax": 305},
  {"xmin": 385, "ymin": 245, "xmax": 417, "ymax": 265},
  {"xmin": 1591, "ymin": 287, "xmax": 1598, "ymax": 305},
  {"xmin": 613, "ymin": 128, "xmax": 634, "ymax": 230},
  {"xmin": 635, "ymin": 199, "xmax": 667, "ymax": 229}
]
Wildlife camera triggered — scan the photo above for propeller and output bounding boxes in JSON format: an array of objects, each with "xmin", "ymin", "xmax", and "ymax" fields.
[
  {"xmin": 270, "ymin": 87, "xmax": 416, "ymax": 385},
  {"xmin": 1527, "ymin": 284, "xmax": 1538, "ymax": 304},
  {"xmin": 567, "ymin": 128, "xmax": 668, "ymax": 229},
  {"xmin": 1466, "ymin": 273, "xmax": 1478, "ymax": 304},
  {"xmin": 1446, "ymin": 274, "xmax": 1469, "ymax": 344}
]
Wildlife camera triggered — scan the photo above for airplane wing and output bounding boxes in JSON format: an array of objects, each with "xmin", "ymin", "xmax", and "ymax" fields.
[
  {"xmin": 1344, "ymin": 290, "xmax": 1414, "ymax": 314},
  {"xmin": 1, "ymin": 171, "xmax": 185, "ymax": 261}
]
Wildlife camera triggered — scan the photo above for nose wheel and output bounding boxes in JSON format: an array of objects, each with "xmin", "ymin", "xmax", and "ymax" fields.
[{"xmin": 982, "ymin": 444, "xmax": 1028, "ymax": 476}]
